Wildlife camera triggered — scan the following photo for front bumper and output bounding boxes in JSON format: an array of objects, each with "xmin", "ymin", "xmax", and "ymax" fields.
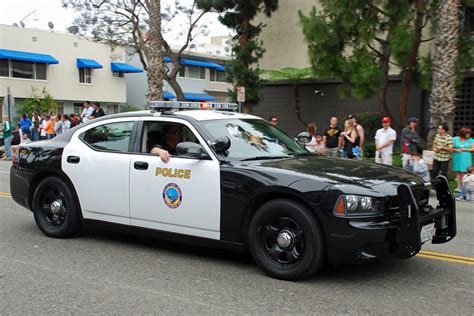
[{"xmin": 326, "ymin": 176, "xmax": 456, "ymax": 265}]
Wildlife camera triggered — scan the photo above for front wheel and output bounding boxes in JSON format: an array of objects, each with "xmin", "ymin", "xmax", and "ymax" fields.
[
  {"xmin": 248, "ymin": 199, "xmax": 325, "ymax": 281},
  {"xmin": 32, "ymin": 176, "xmax": 82, "ymax": 238}
]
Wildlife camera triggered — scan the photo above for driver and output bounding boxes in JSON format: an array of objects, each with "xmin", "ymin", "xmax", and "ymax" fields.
[{"xmin": 150, "ymin": 124, "xmax": 183, "ymax": 163}]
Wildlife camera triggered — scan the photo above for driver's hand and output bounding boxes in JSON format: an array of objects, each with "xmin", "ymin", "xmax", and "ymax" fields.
[{"xmin": 151, "ymin": 147, "xmax": 171, "ymax": 163}]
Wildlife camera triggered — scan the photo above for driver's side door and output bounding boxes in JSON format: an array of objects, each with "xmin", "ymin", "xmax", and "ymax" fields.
[{"xmin": 129, "ymin": 118, "xmax": 221, "ymax": 239}]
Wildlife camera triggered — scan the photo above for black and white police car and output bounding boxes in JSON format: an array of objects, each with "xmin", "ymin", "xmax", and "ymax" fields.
[{"xmin": 10, "ymin": 102, "xmax": 456, "ymax": 280}]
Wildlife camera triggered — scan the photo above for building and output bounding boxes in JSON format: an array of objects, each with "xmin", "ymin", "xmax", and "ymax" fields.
[
  {"xmin": 0, "ymin": 24, "xmax": 143, "ymax": 119},
  {"xmin": 253, "ymin": 1, "xmax": 473, "ymax": 138},
  {"xmin": 126, "ymin": 37, "xmax": 233, "ymax": 109}
]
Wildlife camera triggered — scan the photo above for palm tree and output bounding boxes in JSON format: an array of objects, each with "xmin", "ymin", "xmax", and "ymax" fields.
[
  {"xmin": 145, "ymin": 0, "xmax": 164, "ymax": 103},
  {"xmin": 428, "ymin": 0, "xmax": 461, "ymax": 133},
  {"xmin": 264, "ymin": 67, "xmax": 314, "ymax": 126}
]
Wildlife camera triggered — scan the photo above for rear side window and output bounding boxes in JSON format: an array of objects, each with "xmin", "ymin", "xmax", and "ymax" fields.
[{"xmin": 80, "ymin": 121, "xmax": 134, "ymax": 152}]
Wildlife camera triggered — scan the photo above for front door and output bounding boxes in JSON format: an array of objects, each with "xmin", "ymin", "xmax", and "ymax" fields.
[{"xmin": 129, "ymin": 118, "xmax": 221, "ymax": 239}]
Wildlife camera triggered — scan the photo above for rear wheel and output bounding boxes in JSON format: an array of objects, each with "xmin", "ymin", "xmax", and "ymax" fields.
[
  {"xmin": 248, "ymin": 199, "xmax": 325, "ymax": 280},
  {"xmin": 32, "ymin": 177, "xmax": 82, "ymax": 238}
]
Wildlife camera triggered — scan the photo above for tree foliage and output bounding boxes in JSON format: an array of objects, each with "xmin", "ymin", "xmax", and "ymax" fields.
[
  {"xmin": 63, "ymin": 0, "xmax": 212, "ymax": 101},
  {"xmin": 20, "ymin": 87, "xmax": 58, "ymax": 115},
  {"xmin": 199, "ymin": 0, "xmax": 279, "ymax": 111}
]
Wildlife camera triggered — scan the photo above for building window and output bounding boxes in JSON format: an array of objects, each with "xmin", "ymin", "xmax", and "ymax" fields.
[
  {"xmin": 11, "ymin": 60, "xmax": 35, "ymax": 79},
  {"xmin": 79, "ymin": 67, "xmax": 92, "ymax": 84},
  {"xmin": 55, "ymin": 102, "xmax": 64, "ymax": 115},
  {"xmin": 113, "ymin": 71, "xmax": 124, "ymax": 77},
  {"xmin": 0, "ymin": 60, "xmax": 8, "ymax": 77},
  {"xmin": 107, "ymin": 104, "xmax": 119, "ymax": 114},
  {"xmin": 0, "ymin": 60, "xmax": 47, "ymax": 80},
  {"xmin": 178, "ymin": 65, "xmax": 205, "ymax": 79},
  {"xmin": 74, "ymin": 103, "xmax": 83, "ymax": 115},
  {"xmin": 210, "ymin": 69, "xmax": 227, "ymax": 82}
]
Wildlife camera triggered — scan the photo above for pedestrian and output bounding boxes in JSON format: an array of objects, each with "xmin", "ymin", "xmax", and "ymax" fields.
[
  {"xmin": 374, "ymin": 117, "xmax": 397, "ymax": 166},
  {"xmin": 269, "ymin": 116, "xmax": 278, "ymax": 126},
  {"xmin": 460, "ymin": 167, "xmax": 474, "ymax": 201},
  {"xmin": 347, "ymin": 114, "xmax": 364, "ymax": 155},
  {"xmin": 19, "ymin": 113, "xmax": 31, "ymax": 138},
  {"xmin": 30, "ymin": 111, "xmax": 40, "ymax": 141},
  {"xmin": 91, "ymin": 102, "xmax": 106, "ymax": 119},
  {"xmin": 44, "ymin": 115, "xmax": 55, "ymax": 139},
  {"xmin": 305, "ymin": 123, "xmax": 319, "ymax": 153},
  {"xmin": 39, "ymin": 113, "xmax": 47, "ymax": 140},
  {"xmin": 61, "ymin": 114, "xmax": 71, "ymax": 133},
  {"xmin": 341, "ymin": 119, "xmax": 358, "ymax": 159},
  {"xmin": 21, "ymin": 132, "xmax": 31, "ymax": 144},
  {"xmin": 2, "ymin": 115, "xmax": 13, "ymax": 161},
  {"xmin": 323, "ymin": 116, "xmax": 342, "ymax": 157},
  {"xmin": 409, "ymin": 151, "xmax": 430, "ymax": 182},
  {"xmin": 53, "ymin": 114, "xmax": 63, "ymax": 136},
  {"xmin": 400, "ymin": 117, "xmax": 420, "ymax": 169},
  {"xmin": 432, "ymin": 123, "xmax": 454, "ymax": 178},
  {"xmin": 80, "ymin": 101, "xmax": 94, "ymax": 123},
  {"xmin": 307, "ymin": 134, "xmax": 325, "ymax": 155},
  {"xmin": 452, "ymin": 128, "xmax": 474, "ymax": 192},
  {"xmin": 70, "ymin": 114, "xmax": 79, "ymax": 127}
]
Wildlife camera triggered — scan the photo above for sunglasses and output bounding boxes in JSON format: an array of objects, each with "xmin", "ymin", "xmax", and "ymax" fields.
[{"xmin": 166, "ymin": 131, "xmax": 182, "ymax": 135}]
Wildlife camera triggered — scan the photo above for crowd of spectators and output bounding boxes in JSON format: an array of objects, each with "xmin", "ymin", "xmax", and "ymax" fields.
[{"xmin": 2, "ymin": 101, "xmax": 105, "ymax": 161}]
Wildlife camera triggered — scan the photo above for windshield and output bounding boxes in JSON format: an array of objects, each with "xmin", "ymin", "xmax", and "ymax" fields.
[{"xmin": 199, "ymin": 119, "xmax": 308, "ymax": 160}]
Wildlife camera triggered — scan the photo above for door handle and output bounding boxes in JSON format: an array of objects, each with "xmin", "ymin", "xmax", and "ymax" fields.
[
  {"xmin": 67, "ymin": 156, "xmax": 80, "ymax": 164},
  {"xmin": 134, "ymin": 161, "xmax": 149, "ymax": 170}
]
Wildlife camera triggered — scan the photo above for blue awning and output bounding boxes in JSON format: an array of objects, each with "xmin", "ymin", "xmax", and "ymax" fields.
[
  {"xmin": 77, "ymin": 58, "xmax": 103, "ymax": 69},
  {"xmin": 163, "ymin": 56, "xmax": 224, "ymax": 70},
  {"xmin": 0, "ymin": 48, "xmax": 59, "ymax": 64},
  {"xmin": 163, "ymin": 91, "xmax": 175, "ymax": 99},
  {"xmin": 110, "ymin": 62, "xmax": 143, "ymax": 73},
  {"xmin": 184, "ymin": 92, "xmax": 215, "ymax": 101}
]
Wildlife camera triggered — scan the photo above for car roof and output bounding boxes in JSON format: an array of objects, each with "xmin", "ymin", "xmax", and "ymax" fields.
[{"xmin": 100, "ymin": 110, "xmax": 263, "ymax": 122}]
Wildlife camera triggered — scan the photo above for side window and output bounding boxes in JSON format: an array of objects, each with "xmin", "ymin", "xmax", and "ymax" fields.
[
  {"xmin": 142, "ymin": 121, "xmax": 200, "ymax": 154},
  {"xmin": 81, "ymin": 121, "xmax": 134, "ymax": 152}
]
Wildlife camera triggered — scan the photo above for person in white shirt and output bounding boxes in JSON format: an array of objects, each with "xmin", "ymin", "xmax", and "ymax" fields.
[
  {"xmin": 61, "ymin": 114, "xmax": 71, "ymax": 133},
  {"xmin": 80, "ymin": 101, "xmax": 94, "ymax": 123},
  {"xmin": 374, "ymin": 117, "xmax": 397, "ymax": 165},
  {"xmin": 306, "ymin": 134, "xmax": 325, "ymax": 155},
  {"xmin": 461, "ymin": 167, "xmax": 474, "ymax": 201}
]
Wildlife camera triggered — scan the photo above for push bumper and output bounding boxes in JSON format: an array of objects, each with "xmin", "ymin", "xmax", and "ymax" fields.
[{"xmin": 327, "ymin": 176, "xmax": 456, "ymax": 265}]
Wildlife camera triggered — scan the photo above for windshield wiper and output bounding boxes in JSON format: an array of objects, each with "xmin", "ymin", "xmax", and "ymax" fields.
[{"xmin": 241, "ymin": 155, "xmax": 292, "ymax": 161}]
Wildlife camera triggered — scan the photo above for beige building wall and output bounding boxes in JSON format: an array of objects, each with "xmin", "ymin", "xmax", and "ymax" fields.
[
  {"xmin": 0, "ymin": 24, "xmax": 128, "ymax": 103},
  {"xmin": 256, "ymin": 0, "xmax": 433, "ymax": 75}
]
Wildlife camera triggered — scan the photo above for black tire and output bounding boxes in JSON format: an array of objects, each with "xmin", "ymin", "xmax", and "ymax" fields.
[
  {"xmin": 32, "ymin": 176, "xmax": 82, "ymax": 238},
  {"xmin": 248, "ymin": 199, "xmax": 325, "ymax": 281}
]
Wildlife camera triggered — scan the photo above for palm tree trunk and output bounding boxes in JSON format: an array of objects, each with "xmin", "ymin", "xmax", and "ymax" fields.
[
  {"xmin": 145, "ymin": 0, "xmax": 164, "ymax": 103},
  {"xmin": 428, "ymin": 0, "xmax": 461, "ymax": 134}
]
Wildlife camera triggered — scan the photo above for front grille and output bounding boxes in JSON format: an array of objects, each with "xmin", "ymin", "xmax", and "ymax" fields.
[{"xmin": 387, "ymin": 187, "xmax": 430, "ymax": 214}]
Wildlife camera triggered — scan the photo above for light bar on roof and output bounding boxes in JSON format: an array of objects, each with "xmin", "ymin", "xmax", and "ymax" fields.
[{"xmin": 149, "ymin": 101, "xmax": 239, "ymax": 111}]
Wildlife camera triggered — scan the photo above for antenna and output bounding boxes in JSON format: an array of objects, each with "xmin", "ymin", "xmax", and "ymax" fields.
[
  {"xmin": 20, "ymin": 21, "xmax": 25, "ymax": 28},
  {"xmin": 68, "ymin": 25, "xmax": 79, "ymax": 34},
  {"xmin": 48, "ymin": 21, "xmax": 54, "ymax": 30}
]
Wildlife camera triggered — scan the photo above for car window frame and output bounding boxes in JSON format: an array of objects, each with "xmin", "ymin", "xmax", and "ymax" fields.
[
  {"xmin": 76, "ymin": 117, "xmax": 140, "ymax": 155},
  {"xmin": 133, "ymin": 117, "xmax": 217, "ymax": 161}
]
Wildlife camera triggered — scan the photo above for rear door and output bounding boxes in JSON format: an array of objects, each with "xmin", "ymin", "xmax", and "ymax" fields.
[
  {"xmin": 62, "ymin": 117, "xmax": 138, "ymax": 225},
  {"xmin": 129, "ymin": 117, "xmax": 221, "ymax": 239}
]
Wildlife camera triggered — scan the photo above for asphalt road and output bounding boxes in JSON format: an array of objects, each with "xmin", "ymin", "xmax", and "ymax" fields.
[{"xmin": 0, "ymin": 160, "xmax": 473, "ymax": 314}]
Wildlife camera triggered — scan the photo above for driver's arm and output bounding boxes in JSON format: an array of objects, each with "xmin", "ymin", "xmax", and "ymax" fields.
[{"xmin": 151, "ymin": 145, "xmax": 171, "ymax": 163}]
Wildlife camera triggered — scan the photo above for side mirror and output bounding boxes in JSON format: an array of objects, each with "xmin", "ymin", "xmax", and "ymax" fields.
[
  {"xmin": 296, "ymin": 132, "xmax": 312, "ymax": 144},
  {"xmin": 176, "ymin": 142, "xmax": 209, "ymax": 159},
  {"xmin": 211, "ymin": 136, "xmax": 231, "ymax": 154}
]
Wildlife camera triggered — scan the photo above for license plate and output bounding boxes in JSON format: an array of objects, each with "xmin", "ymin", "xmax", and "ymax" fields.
[{"xmin": 420, "ymin": 223, "xmax": 436, "ymax": 243}]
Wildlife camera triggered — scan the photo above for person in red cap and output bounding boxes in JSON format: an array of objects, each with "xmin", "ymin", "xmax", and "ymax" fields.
[{"xmin": 374, "ymin": 117, "xmax": 397, "ymax": 165}]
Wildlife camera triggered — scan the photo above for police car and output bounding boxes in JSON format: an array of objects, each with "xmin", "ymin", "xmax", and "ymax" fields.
[{"xmin": 10, "ymin": 102, "xmax": 456, "ymax": 280}]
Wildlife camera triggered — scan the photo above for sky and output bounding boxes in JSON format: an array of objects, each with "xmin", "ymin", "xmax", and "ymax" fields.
[{"xmin": 0, "ymin": 0, "xmax": 231, "ymax": 44}]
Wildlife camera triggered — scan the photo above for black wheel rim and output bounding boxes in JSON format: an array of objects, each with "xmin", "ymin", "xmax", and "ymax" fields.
[
  {"xmin": 39, "ymin": 187, "xmax": 67, "ymax": 227},
  {"xmin": 260, "ymin": 216, "xmax": 305, "ymax": 266}
]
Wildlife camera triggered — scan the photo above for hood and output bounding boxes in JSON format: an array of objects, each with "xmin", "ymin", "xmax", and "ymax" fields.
[{"xmin": 238, "ymin": 155, "xmax": 426, "ymax": 195}]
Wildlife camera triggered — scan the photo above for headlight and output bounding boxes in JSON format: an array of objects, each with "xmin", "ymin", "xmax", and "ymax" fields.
[{"xmin": 334, "ymin": 195, "xmax": 382, "ymax": 217}]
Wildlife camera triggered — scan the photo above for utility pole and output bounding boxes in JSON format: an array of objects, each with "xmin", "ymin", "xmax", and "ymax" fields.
[{"xmin": 6, "ymin": 86, "xmax": 12, "ymax": 120}]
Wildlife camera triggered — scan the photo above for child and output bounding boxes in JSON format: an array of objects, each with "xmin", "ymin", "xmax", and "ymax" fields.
[
  {"xmin": 306, "ymin": 134, "xmax": 325, "ymax": 155},
  {"xmin": 461, "ymin": 167, "xmax": 474, "ymax": 201},
  {"xmin": 410, "ymin": 151, "xmax": 430, "ymax": 182}
]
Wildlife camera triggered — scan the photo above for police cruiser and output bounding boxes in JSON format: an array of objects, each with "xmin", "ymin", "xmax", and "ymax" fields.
[{"xmin": 10, "ymin": 101, "xmax": 456, "ymax": 280}]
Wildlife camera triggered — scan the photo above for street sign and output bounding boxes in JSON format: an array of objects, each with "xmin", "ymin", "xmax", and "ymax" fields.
[{"xmin": 237, "ymin": 86, "xmax": 245, "ymax": 103}]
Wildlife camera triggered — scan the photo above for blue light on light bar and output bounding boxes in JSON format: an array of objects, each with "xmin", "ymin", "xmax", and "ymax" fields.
[{"xmin": 149, "ymin": 101, "xmax": 238, "ymax": 111}]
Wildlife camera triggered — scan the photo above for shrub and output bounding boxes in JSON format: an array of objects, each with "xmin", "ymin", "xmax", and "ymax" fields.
[{"xmin": 19, "ymin": 87, "xmax": 57, "ymax": 115}]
